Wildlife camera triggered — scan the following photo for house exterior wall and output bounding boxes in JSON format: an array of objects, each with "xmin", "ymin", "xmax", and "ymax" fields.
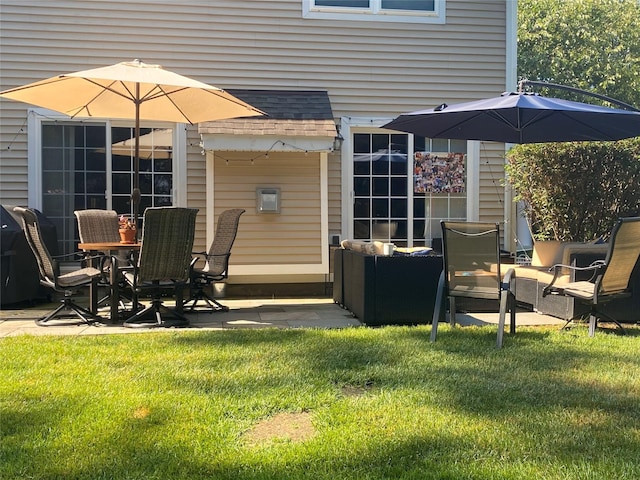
[
  {"xmin": 0, "ymin": 0, "xmax": 514, "ymax": 287},
  {"xmin": 210, "ymin": 151, "xmax": 326, "ymax": 282}
]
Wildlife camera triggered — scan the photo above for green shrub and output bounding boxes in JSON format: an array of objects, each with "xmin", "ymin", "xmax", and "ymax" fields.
[{"xmin": 505, "ymin": 138, "xmax": 640, "ymax": 241}]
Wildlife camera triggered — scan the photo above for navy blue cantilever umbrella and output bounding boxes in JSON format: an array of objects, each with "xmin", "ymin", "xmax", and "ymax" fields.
[{"xmin": 383, "ymin": 92, "xmax": 640, "ymax": 143}]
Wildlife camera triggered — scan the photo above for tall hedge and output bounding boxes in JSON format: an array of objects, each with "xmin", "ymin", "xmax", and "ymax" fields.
[{"xmin": 505, "ymin": 138, "xmax": 640, "ymax": 242}]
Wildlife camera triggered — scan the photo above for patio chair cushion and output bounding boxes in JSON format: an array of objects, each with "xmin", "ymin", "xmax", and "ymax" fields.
[{"xmin": 57, "ymin": 267, "xmax": 103, "ymax": 288}]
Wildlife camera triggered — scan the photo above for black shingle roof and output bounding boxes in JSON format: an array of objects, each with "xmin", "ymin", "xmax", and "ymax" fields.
[
  {"xmin": 199, "ymin": 89, "xmax": 337, "ymax": 138},
  {"xmin": 225, "ymin": 89, "xmax": 334, "ymax": 120}
]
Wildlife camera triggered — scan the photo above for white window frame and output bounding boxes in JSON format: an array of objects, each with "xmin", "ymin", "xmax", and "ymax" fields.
[
  {"xmin": 302, "ymin": 0, "xmax": 445, "ymax": 24},
  {"xmin": 340, "ymin": 116, "xmax": 478, "ymax": 244},
  {"xmin": 27, "ymin": 108, "xmax": 187, "ymax": 210}
]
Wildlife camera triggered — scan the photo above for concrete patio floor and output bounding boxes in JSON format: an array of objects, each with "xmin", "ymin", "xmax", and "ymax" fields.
[{"xmin": 0, "ymin": 295, "xmax": 566, "ymax": 337}]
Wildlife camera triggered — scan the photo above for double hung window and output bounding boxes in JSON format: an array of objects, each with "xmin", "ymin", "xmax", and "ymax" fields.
[{"xmin": 303, "ymin": 0, "xmax": 445, "ymax": 23}]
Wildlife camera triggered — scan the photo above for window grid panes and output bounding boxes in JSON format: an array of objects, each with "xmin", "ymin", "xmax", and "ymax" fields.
[
  {"xmin": 351, "ymin": 133, "xmax": 467, "ymax": 248},
  {"xmin": 313, "ymin": 0, "xmax": 435, "ymax": 11},
  {"xmin": 111, "ymin": 127, "xmax": 174, "ymax": 217},
  {"xmin": 304, "ymin": 0, "xmax": 443, "ymax": 23},
  {"xmin": 41, "ymin": 123, "xmax": 107, "ymax": 256},
  {"xmin": 40, "ymin": 123, "xmax": 173, "ymax": 257},
  {"xmin": 412, "ymin": 137, "xmax": 467, "ymax": 247},
  {"xmin": 353, "ymin": 132, "xmax": 409, "ymax": 245}
]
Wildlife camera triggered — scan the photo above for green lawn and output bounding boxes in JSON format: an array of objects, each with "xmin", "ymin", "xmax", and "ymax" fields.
[{"xmin": 1, "ymin": 324, "xmax": 640, "ymax": 479}]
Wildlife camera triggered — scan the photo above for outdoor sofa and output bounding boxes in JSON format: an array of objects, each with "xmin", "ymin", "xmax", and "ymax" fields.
[
  {"xmin": 333, "ymin": 240, "xmax": 442, "ymax": 326},
  {"xmin": 512, "ymin": 240, "xmax": 640, "ymax": 322}
]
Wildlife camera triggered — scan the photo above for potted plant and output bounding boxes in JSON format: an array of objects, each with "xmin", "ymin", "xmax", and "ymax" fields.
[{"xmin": 118, "ymin": 215, "xmax": 137, "ymax": 244}]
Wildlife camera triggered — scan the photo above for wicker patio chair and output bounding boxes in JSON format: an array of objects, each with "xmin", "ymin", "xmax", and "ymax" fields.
[
  {"xmin": 74, "ymin": 209, "xmax": 126, "ymax": 308},
  {"xmin": 122, "ymin": 207, "xmax": 198, "ymax": 328},
  {"xmin": 543, "ymin": 216, "xmax": 640, "ymax": 336},
  {"xmin": 74, "ymin": 209, "xmax": 121, "ymax": 244},
  {"xmin": 13, "ymin": 206, "xmax": 103, "ymax": 326},
  {"xmin": 431, "ymin": 221, "xmax": 516, "ymax": 348},
  {"xmin": 183, "ymin": 208, "xmax": 245, "ymax": 313}
]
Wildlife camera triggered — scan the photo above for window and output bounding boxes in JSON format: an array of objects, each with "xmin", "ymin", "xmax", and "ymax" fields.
[
  {"xmin": 412, "ymin": 137, "xmax": 468, "ymax": 246},
  {"xmin": 36, "ymin": 118, "xmax": 175, "ymax": 256},
  {"xmin": 111, "ymin": 127, "xmax": 174, "ymax": 214},
  {"xmin": 41, "ymin": 123, "xmax": 108, "ymax": 255},
  {"xmin": 343, "ymin": 118, "xmax": 473, "ymax": 248},
  {"xmin": 353, "ymin": 132, "xmax": 410, "ymax": 244},
  {"xmin": 303, "ymin": 0, "xmax": 445, "ymax": 24}
]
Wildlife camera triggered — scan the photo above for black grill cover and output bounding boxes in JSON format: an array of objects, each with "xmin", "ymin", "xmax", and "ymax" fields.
[{"xmin": 1, "ymin": 205, "xmax": 59, "ymax": 306}]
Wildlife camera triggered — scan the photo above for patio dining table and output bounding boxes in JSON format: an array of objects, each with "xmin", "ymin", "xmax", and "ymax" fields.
[{"xmin": 78, "ymin": 242, "xmax": 140, "ymax": 322}]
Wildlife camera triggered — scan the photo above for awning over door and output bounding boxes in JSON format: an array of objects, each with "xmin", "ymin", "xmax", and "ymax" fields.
[{"xmin": 199, "ymin": 90, "xmax": 337, "ymax": 152}]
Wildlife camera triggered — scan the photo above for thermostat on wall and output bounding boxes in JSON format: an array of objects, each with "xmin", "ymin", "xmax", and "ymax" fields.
[{"xmin": 256, "ymin": 187, "xmax": 280, "ymax": 213}]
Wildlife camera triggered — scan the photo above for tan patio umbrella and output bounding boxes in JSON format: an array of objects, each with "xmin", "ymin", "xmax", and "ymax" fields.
[{"xmin": 0, "ymin": 59, "xmax": 265, "ymax": 225}]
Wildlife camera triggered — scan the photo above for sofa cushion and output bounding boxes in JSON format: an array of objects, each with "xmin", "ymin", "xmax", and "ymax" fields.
[
  {"xmin": 512, "ymin": 264, "xmax": 569, "ymax": 285},
  {"xmin": 558, "ymin": 243, "xmax": 608, "ymax": 265},
  {"xmin": 529, "ymin": 240, "xmax": 609, "ymax": 267},
  {"xmin": 340, "ymin": 239, "xmax": 385, "ymax": 255}
]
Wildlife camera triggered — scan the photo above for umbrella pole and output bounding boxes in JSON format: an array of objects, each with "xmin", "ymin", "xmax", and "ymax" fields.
[{"xmin": 132, "ymin": 83, "xmax": 141, "ymax": 239}]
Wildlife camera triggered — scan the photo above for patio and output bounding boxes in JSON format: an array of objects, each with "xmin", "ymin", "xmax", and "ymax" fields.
[{"xmin": 0, "ymin": 295, "xmax": 565, "ymax": 337}]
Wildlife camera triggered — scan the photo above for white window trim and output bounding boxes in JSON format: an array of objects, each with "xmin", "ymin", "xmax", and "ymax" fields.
[
  {"xmin": 27, "ymin": 108, "xmax": 187, "ymax": 209},
  {"xmin": 340, "ymin": 116, "xmax": 479, "ymax": 242},
  {"xmin": 302, "ymin": 0, "xmax": 445, "ymax": 24}
]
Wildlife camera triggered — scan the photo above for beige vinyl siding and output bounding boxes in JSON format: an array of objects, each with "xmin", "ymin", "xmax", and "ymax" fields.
[
  {"xmin": 327, "ymin": 151, "xmax": 342, "ymax": 240},
  {"xmin": 212, "ymin": 152, "xmax": 322, "ymax": 267},
  {"xmin": 0, "ymin": 106, "xmax": 28, "ymax": 205},
  {"xmin": 478, "ymin": 142, "xmax": 509, "ymax": 222},
  {"xmin": 0, "ymin": 0, "xmax": 510, "ymax": 267},
  {"xmin": 1, "ymin": 0, "xmax": 507, "ymax": 117},
  {"xmin": 185, "ymin": 125, "xmax": 208, "ymax": 253}
]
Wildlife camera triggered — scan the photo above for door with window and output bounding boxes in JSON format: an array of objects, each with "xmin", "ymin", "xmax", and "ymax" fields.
[
  {"xmin": 39, "ymin": 121, "xmax": 174, "ymax": 255},
  {"xmin": 350, "ymin": 131, "xmax": 467, "ymax": 248}
]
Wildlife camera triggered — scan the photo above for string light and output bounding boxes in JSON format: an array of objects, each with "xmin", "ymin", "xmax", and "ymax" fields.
[{"xmin": 210, "ymin": 139, "xmax": 335, "ymax": 164}]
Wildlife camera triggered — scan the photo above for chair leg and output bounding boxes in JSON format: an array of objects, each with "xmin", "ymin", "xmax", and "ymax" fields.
[
  {"xmin": 588, "ymin": 311, "xmax": 625, "ymax": 337},
  {"xmin": 448, "ymin": 297, "xmax": 457, "ymax": 327},
  {"xmin": 123, "ymin": 296, "xmax": 190, "ymax": 329},
  {"xmin": 183, "ymin": 285, "xmax": 230, "ymax": 313},
  {"xmin": 36, "ymin": 297, "xmax": 103, "ymax": 326},
  {"xmin": 559, "ymin": 309, "xmax": 625, "ymax": 337},
  {"xmin": 430, "ymin": 272, "xmax": 445, "ymax": 342},
  {"xmin": 497, "ymin": 290, "xmax": 509, "ymax": 349},
  {"xmin": 588, "ymin": 314, "xmax": 597, "ymax": 337},
  {"xmin": 509, "ymin": 291, "xmax": 517, "ymax": 335}
]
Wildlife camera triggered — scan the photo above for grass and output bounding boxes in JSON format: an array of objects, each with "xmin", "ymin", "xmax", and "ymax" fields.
[{"xmin": 1, "ymin": 324, "xmax": 640, "ymax": 479}]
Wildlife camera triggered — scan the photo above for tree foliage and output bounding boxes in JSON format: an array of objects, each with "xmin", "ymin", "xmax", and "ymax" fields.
[
  {"xmin": 518, "ymin": 0, "xmax": 640, "ymax": 108},
  {"xmin": 510, "ymin": 1, "xmax": 640, "ymax": 243},
  {"xmin": 506, "ymin": 139, "xmax": 640, "ymax": 242}
]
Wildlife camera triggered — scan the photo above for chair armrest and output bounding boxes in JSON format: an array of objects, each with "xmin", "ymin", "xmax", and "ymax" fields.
[
  {"xmin": 53, "ymin": 250, "xmax": 96, "ymax": 261},
  {"xmin": 501, "ymin": 267, "xmax": 516, "ymax": 294},
  {"xmin": 542, "ymin": 260, "xmax": 605, "ymax": 297},
  {"xmin": 189, "ymin": 252, "xmax": 229, "ymax": 268}
]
